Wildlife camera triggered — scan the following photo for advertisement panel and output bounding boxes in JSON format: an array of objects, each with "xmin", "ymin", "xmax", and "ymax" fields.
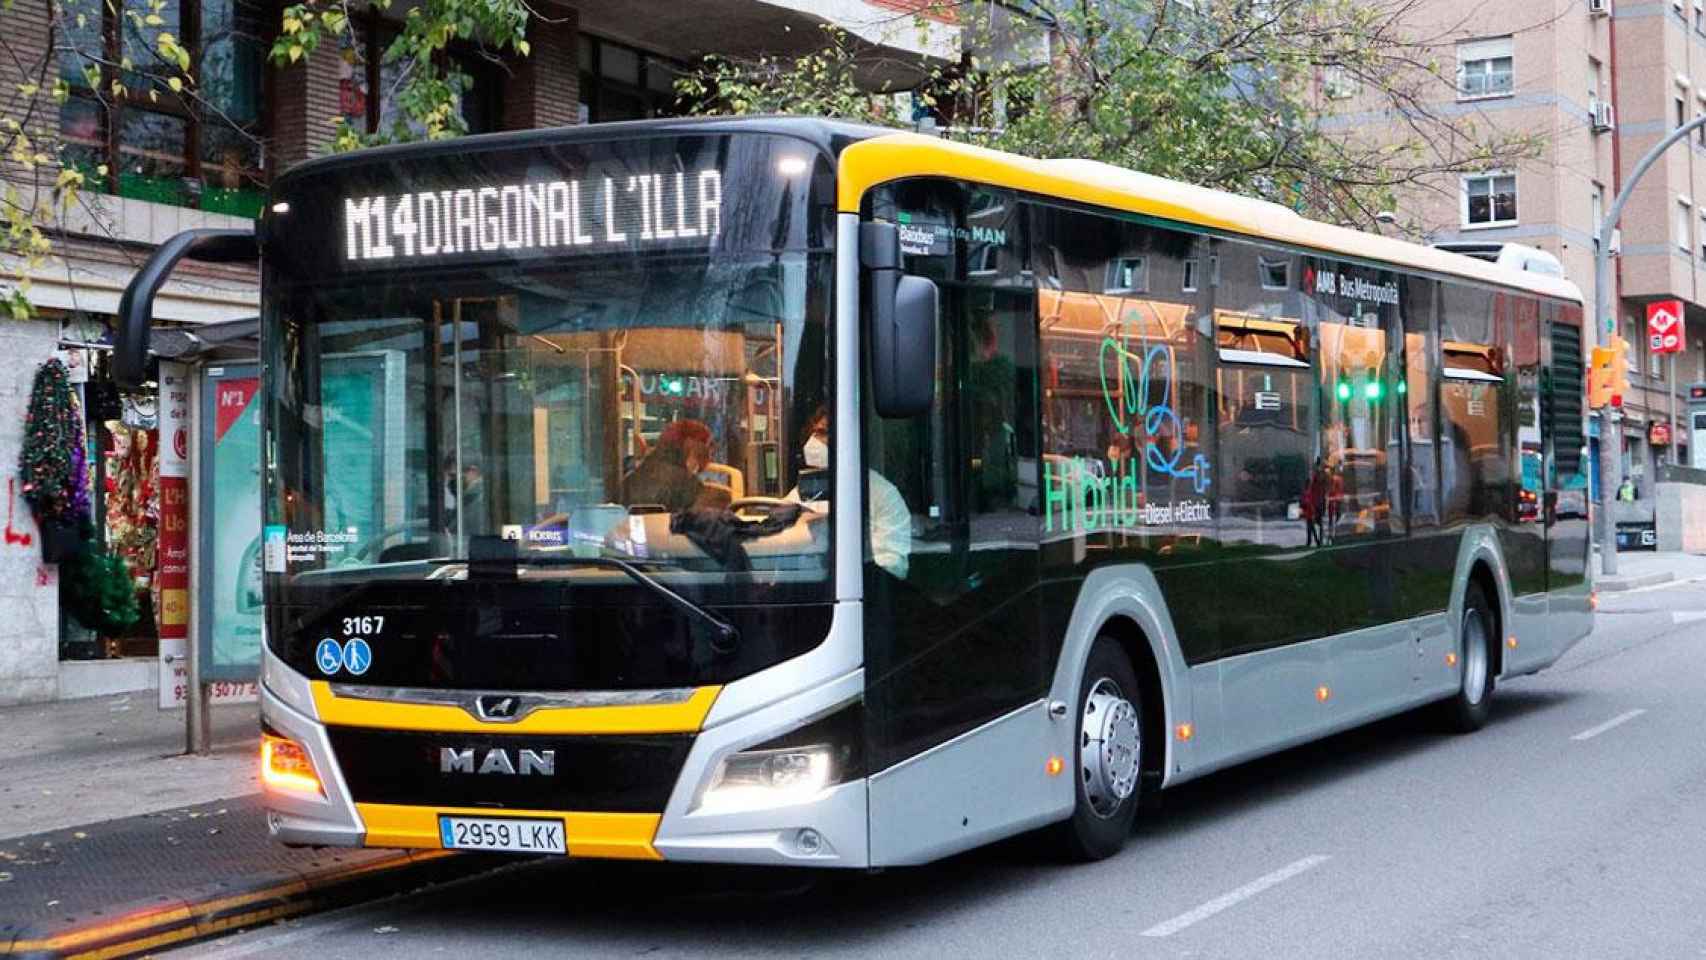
[
  {"xmin": 157, "ymin": 362, "xmax": 190, "ymax": 709},
  {"xmin": 199, "ymin": 367, "xmax": 263, "ymax": 692}
]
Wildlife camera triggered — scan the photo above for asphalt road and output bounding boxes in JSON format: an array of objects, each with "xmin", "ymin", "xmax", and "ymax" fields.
[{"xmin": 176, "ymin": 578, "xmax": 1706, "ymax": 960}]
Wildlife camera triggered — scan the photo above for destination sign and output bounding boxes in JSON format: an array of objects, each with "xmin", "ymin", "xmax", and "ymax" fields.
[{"xmin": 343, "ymin": 169, "xmax": 724, "ymax": 263}]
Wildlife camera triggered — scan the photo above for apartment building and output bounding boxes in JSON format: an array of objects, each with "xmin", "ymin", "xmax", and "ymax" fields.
[
  {"xmin": 1332, "ymin": 0, "xmax": 1706, "ymax": 492},
  {"xmin": 0, "ymin": 0, "xmax": 957, "ymax": 704}
]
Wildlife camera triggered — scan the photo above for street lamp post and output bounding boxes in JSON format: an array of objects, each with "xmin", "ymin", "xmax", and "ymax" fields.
[{"xmin": 1594, "ymin": 111, "xmax": 1706, "ymax": 577}]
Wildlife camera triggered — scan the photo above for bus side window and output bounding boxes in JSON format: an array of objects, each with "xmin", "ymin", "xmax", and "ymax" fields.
[
  {"xmin": 1439, "ymin": 283, "xmax": 1506, "ymax": 525},
  {"xmin": 1403, "ymin": 278, "xmax": 1441, "ymax": 529}
]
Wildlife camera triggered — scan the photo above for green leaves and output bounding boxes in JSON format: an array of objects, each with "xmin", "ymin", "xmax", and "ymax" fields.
[
  {"xmin": 271, "ymin": 0, "xmax": 529, "ymax": 150},
  {"xmin": 677, "ymin": 0, "xmax": 1539, "ymax": 231}
]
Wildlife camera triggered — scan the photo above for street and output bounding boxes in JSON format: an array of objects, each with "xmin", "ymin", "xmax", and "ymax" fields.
[{"xmin": 170, "ymin": 576, "xmax": 1706, "ymax": 960}]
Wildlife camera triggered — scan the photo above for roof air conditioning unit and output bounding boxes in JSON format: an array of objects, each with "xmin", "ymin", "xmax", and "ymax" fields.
[
  {"xmin": 1592, "ymin": 100, "xmax": 1616, "ymax": 133},
  {"xmin": 1589, "ymin": 0, "xmax": 1610, "ymax": 16}
]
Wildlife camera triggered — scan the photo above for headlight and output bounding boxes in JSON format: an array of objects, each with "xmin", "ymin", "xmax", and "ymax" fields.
[
  {"xmin": 697, "ymin": 744, "xmax": 836, "ymax": 813},
  {"xmin": 693, "ymin": 701, "xmax": 862, "ymax": 815}
]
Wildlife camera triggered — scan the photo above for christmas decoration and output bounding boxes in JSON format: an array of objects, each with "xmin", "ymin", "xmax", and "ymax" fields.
[
  {"xmin": 18, "ymin": 359, "xmax": 91, "ymax": 561},
  {"xmin": 63, "ymin": 546, "xmax": 141, "ymax": 636},
  {"xmin": 104, "ymin": 426, "xmax": 158, "ymax": 580}
]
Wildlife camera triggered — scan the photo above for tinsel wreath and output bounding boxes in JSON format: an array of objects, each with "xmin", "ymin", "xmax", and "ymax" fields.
[{"xmin": 18, "ymin": 358, "xmax": 91, "ymax": 560}]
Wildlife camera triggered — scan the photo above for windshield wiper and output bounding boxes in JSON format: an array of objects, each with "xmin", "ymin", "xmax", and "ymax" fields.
[{"xmin": 515, "ymin": 555, "xmax": 740, "ymax": 652}]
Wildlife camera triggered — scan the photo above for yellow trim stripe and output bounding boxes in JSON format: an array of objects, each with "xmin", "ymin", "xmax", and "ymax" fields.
[
  {"xmin": 835, "ymin": 133, "xmax": 1583, "ymax": 305},
  {"xmin": 356, "ymin": 803, "xmax": 663, "ymax": 861},
  {"xmin": 310, "ymin": 681, "xmax": 720, "ymax": 734}
]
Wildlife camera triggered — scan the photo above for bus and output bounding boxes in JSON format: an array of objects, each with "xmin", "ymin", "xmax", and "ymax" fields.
[{"xmin": 116, "ymin": 116, "xmax": 1593, "ymax": 867}]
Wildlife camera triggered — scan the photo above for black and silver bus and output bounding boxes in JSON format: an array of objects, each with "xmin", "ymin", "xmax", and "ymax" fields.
[{"xmin": 118, "ymin": 116, "xmax": 1593, "ymax": 866}]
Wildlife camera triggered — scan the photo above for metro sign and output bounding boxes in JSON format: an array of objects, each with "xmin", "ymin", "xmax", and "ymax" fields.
[{"xmin": 1647, "ymin": 299, "xmax": 1685, "ymax": 354}]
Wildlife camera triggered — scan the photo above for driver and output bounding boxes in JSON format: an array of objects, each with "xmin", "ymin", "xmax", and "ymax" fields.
[
  {"xmin": 790, "ymin": 406, "xmax": 911, "ymax": 579},
  {"xmin": 624, "ymin": 419, "xmax": 712, "ymax": 512}
]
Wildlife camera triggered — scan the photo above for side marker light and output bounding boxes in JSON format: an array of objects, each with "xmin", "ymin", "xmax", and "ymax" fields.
[
  {"xmin": 1315, "ymin": 685, "xmax": 1332, "ymax": 703},
  {"xmin": 1045, "ymin": 755, "xmax": 1065, "ymax": 777},
  {"xmin": 1508, "ymin": 636, "xmax": 1519, "ymax": 649},
  {"xmin": 1176, "ymin": 723, "xmax": 1194, "ymax": 742},
  {"xmin": 1446, "ymin": 652, "xmax": 1458, "ymax": 667}
]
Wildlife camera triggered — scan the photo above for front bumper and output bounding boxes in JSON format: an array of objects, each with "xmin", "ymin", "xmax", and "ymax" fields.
[{"xmin": 258, "ymin": 650, "xmax": 869, "ymax": 867}]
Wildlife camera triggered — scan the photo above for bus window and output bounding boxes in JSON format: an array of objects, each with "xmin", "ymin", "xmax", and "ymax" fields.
[
  {"xmin": 1403, "ymin": 278, "xmax": 1440, "ymax": 530},
  {"xmin": 1316, "ymin": 314, "xmax": 1399, "ymax": 543},
  {"xmin": 1440, "ymin": 283, "xmax": 1509, "ymax": 525},
  {"xmin": 1215, "ymin": 312, "xmax": 1314, "ymax": 550}
]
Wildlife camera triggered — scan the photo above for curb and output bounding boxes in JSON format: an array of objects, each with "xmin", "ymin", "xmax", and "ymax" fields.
[
  {"xmin": 0, "ymin": 849, "xmax": 499, "ymax": 960},
  {"xmin": 1596, "ymin": 571, "xmax": 1676, "ymax": 592}
]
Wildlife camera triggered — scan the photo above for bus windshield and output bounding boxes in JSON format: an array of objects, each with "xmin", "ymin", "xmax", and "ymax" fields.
[{"xmin": 262, "ymin": 134, "xmax": 835, "ymax": 619}]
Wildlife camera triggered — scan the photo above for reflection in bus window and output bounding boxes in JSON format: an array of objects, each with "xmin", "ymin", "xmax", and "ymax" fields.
[
  {"xmin": 1316, "ymin": 316, "xmax": 1397, "ymax": 542},
  {"xmin": 1216, "ymin": 313, "xmax": 1314, "ymax": 549}
]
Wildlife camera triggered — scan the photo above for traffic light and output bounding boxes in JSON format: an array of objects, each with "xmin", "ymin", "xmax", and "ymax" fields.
[
  {"xmin": 1610, "ymin": 335, "xmax": 1631, "ymax": 404},
  {"xmin": 1588, "ymin": 345, "xmax": 1614, "ymax": 408}
]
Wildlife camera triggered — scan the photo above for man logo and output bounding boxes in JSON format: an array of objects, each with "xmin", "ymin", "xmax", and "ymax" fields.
[
  {"xmin": 439, "ymin": 747, "xmax": 556, "ymax": 776},
  {"xmin": 476, "ymin": 695, "xmax": 522, "ymax": 721}
]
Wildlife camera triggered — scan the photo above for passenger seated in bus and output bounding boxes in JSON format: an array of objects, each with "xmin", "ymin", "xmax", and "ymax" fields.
[
  {"xmin": 788, "ymin": 406, "xmax": 912, "ymax": 579},
  {"xmin": 623, "ymin": 419, "xmax": 712, "ymax": 512}
]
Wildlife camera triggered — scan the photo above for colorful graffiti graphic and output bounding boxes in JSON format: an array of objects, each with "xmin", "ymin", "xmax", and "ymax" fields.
[{"xmin": 1098, "ymin": 333, "xmax": 1212, "ymax": 495}]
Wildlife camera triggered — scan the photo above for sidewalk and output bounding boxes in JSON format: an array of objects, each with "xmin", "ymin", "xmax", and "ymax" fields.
[
  {"xmin": 0, "ymin": 696, "xmax": 493, "ymax": 958},
  {"xmin": 1594, "ymin": 550, "xmax": 1706, "ymax": 592}
]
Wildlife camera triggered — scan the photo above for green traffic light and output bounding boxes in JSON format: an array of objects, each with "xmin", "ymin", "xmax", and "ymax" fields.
[
  {"xmin": 1365, "ymin": 380, "xmax": 1383, "ymax": 400},
  {"xmin": 1336, "ymin": 379, "xmax": 1351, "ymax": 401}
]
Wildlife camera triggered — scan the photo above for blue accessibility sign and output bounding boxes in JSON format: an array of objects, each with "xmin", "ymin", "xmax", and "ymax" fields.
[
  {"xmin": 315, "ymin": 638, "xmax": 343, "ymax": 676},
  {"xmin": 342, "ymin": 637, "xmax": 372, "ymax": 676}
]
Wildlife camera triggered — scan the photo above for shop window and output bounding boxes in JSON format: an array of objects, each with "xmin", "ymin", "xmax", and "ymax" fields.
[
  {"xmin": 57, "ymin": 0, "xmax": 268, "ymax": 217},
  {"xmin": 579, "ymin": 34, "xmax": 686, "ymax": 123}
]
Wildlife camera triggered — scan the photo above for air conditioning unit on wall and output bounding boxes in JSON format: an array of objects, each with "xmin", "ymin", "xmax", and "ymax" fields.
[
  {"xmin": 1592, "ymin": 100, "xmax": 1617, "ymax": 133},
  {"xmin": 1590, "ymin": 0, "xmax": 1611, "ymax": 13}
]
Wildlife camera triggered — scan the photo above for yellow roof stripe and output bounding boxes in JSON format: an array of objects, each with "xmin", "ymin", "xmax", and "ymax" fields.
[{"xmin": 836, "ymin": 133, "xmax": 1583, "ymax": 305}]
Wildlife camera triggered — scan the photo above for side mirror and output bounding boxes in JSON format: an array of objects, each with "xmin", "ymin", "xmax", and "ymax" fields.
[{"xmin": 862, "ymin": 222, "xmax": 938, "ymax": 418}]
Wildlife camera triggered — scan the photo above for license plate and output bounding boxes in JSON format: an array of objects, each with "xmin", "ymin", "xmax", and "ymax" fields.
[{"xmin": 438, "ymin": 815, "xmax": 566, "ymax": 854}]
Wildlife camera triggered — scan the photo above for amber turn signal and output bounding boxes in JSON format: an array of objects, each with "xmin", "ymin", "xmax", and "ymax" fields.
[{"xmin": 262, "ymin": 733, "xmax": 324, "ymax": 796}]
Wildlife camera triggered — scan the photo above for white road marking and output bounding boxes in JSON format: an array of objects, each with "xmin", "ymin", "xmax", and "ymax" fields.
[
  {"xmin": 1672, "ymin": 611, "xmax": 1706, "ymax": 625},
  {"xmin": 1613, "ymin": 576, "xmax": 1706, "ymax": 597},
  {"xmin": 1140, "ymin": 855, "xmax": 1330, "ymax": 937},
  {"xmin": 1571, "ymin": 709, "xmax": 1647, "ymax": 742}
]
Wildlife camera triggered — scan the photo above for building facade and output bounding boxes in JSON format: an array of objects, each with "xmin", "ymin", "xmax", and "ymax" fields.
[
  {"xmin": 1328, "ymin": 0, "xmax": 1706, "ymax": 494},
  {"xmin": 0, "ymin": 0, "xmax": 958, "ymax": 704}
]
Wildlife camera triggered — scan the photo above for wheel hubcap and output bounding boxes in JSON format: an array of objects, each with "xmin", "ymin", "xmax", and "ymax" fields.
[
  {"xmin": 1080, "ymin": 677, "xmax": 1141, "ymax": 819},
  {"xmin": 1462, "ymin": 609, "xmax": 1489, "ymax": 706}
]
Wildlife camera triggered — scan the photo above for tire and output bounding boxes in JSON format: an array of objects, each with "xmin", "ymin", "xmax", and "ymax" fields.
[
  {"xmin": 1441, "ymin": 583, "xmax": 1496, "ymax": 733},
  {"xmin": 1055, "ymin": 635, "xmax": 1144, "ymax": 861}
]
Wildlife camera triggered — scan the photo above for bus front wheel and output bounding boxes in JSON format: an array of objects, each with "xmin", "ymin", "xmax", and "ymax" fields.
[
  {"xmin": 1057, "ymin": 636, "xmax": 1143, "ymax": 861},
  {"xmin": 1441, "ymin": 583, "xmax": 1496, "ymax": 733}
]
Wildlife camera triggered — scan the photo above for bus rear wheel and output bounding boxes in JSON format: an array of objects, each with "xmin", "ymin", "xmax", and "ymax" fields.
[
  {"xmin": 1057, "ymin": 636, "xmax": 1143, "ymax": 861},
  {"xmin": 1441, "ymin": 583, "xmax": 1495, "ymax": 733}
]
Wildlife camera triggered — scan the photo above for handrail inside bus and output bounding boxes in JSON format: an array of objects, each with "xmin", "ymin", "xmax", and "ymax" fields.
[{"xmin": 115, "ymin": 226, "xmax": 259, "ymax": 387}]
